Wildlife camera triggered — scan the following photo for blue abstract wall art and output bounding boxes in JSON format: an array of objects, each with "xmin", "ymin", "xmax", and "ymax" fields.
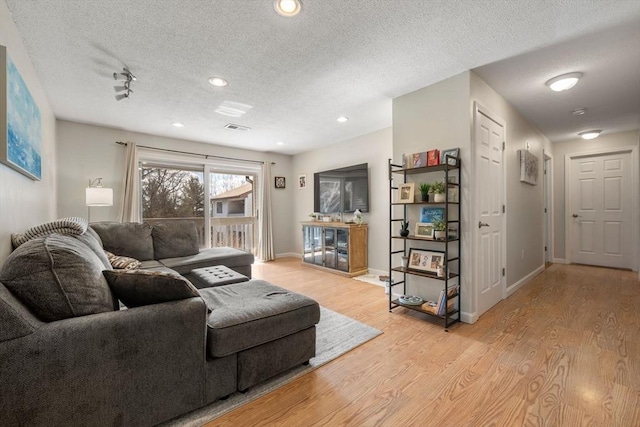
[{"xmin": 1, "ymin": 45, "xmax": 41, "ymax": 180}]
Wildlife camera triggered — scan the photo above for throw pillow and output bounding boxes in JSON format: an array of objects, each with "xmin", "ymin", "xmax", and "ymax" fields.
[
  {"xmin": 11, "ymin": 217, "xmax": 88, "ymax": 248},
  {"xmin": 90, "ymin": 222, "xmax": 155, "ymax": 261},
  {"xmin": 151, "ymin": 220, "xmax": 200, "ymax": 259},
  {"xmin": 0, "ymin": 235, "xmax": 115, "ymax": 322},
  {"xmin": 103, "ymin": 269, "xmax": 201, "ymax": 308},
  {"xmin": 105, "ymin": 251, "xmax": 141, "ymax": 270}
]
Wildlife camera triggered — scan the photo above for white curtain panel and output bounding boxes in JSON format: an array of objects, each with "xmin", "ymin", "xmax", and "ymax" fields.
[
  {"xmin": 258, "ymin": 162, "xmax": 274, "ymax": 261},
  {"xmin": 119, "ymin": 142, "xmax": 141, "ymax": 223}
]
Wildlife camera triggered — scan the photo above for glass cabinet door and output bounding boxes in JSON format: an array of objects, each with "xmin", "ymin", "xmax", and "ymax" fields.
[
  {"xmin": 303, "ymin": 226, "xmax": 323, "ymax": 265},
  {"xmin": 324, "ymin": 228, "xmax": 336, "ymax": 269},
  {"xmin": 337, "ymin": 228, "xmax": 349, "ymax": 271}
]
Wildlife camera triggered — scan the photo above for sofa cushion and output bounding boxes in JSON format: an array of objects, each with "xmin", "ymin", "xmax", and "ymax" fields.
[
  {"xmin": 200, "ymin": 280, "xmax": 320, "ymax": 358},
  {"xmin": 90, "ymin": 222, "xmax": 155, "ymax": 261},
  {"xmin": 0, "ymin": 235, "xmax": 116, "ymax": 322},
  {"xmin": 103, "ymin": 269, "xmax": 200, "ymax": 308},
  {"xmin": 105, "ymin": 251, "xmax": 142, "ymax": 270},
  {"xmin": 74, "ymin": 231, "xmax": 111, "ymax": 270},
  {"xmin": 0, "ymin": 282, "xmax": 42, "ymax": 341},
  {"xmin": 138, "ymin": 260, "xmax": 164, "ymax": 269},
  {"xmin": 159, "ymin": 247, "xmax": 254, "ymax": 275},
  {"xmin": 151, "ymin": 220, "xmax": 200, "ymax": 260}
]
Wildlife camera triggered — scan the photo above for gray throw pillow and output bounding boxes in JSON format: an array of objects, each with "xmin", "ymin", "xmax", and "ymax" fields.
[
  {"xmin": 90, "ymin": 222, "xmax": 155, "ymax": 261},
  {"xmin": 0, "ymin": 235, "xmax": 116, "ymax": 322},
  {"xmin": 152, "ymin": 220, "xmax": 200, "ymax": 259},
  {"xmin": 103, "ymin": 269, "xmax": 201, "ymax": 308}
]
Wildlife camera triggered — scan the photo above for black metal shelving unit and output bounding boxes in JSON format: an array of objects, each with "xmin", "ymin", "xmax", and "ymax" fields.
[{"xmin": 387, "ymin": 157, "xmax": 461, "ymax": 331}]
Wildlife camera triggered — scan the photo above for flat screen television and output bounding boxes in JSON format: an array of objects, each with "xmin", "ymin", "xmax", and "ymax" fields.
[{"xmin": 314, "ymin": 163, "xmax": 369, "ymax": 213}]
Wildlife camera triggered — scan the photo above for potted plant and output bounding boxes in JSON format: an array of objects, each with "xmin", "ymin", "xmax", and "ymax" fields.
[
  {"xmin": 431, "ymin": 181, "xmax": 446, "ymax": 203},
  {"xmin": 418, "ymin": 183, "xmax": 431, "ymax": 202},
  {"xmin": 433, "ymin": 219, "xmax": 446, "ymax": 240},
  {"xmin": 399, "ymin": 221, "xmax": 410, "ymax": 237}
]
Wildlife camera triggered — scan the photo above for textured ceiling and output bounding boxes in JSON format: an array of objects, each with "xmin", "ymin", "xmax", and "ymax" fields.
[{"xmin": 4, "ymin": 0, "xmax": 640, "ymax": 154}]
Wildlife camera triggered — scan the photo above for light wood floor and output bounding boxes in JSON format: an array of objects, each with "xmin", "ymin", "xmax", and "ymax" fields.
[{"xmin": 207, "ymin": 259, "xmax": 640, "ymax": 427}]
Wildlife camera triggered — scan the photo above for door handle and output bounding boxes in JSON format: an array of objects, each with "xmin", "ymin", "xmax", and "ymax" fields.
[
  {"xmin": 478, "ymin": 221, "xmax": 490, "ymax": 228},
  {"xmin": 572, "ymin": 213, "xmax": 580, "ymax": 218}
]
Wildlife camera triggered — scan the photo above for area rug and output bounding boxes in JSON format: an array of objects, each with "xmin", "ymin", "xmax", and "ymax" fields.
[{"xmin": 163, "ymin": 306, "xmax": 382, "ymax": 426}]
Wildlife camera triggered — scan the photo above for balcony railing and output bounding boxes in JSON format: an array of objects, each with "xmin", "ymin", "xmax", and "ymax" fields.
[{"xmin": 144, "ymin": 217, "xmax": 255, "ymax": 254}]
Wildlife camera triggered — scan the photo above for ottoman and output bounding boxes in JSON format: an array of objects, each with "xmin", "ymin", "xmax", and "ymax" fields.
[
  {"xmin": 199, "ymin": 279, "xmax": 321, "ymax": 391},
  {"xmin": 189, "ymin": 265, "xmax": 249, "ymax": 289}
]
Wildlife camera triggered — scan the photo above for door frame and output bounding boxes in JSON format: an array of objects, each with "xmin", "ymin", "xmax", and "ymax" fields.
[
  {"xmin": 543, "ymin": 151, "xmax": 554, "ymax": 263},
  {"xmin": 472, "ymin": 102, "xmax": 507, "ymax": 319},
  {"xmin": 564, "ymin": 145, "xmax": 639, "ymax": 271}
]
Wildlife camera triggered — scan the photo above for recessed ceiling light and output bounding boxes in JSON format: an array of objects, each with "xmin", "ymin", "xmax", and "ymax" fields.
[
  {"xmin": 546, "ymin": 72, "xmax": 583, "ymax": 92},
  {"xmin": 208, "ymin": 77, "xmax": 228, "ymax": 87},
  {"xmin": 276, "ymin": 141, "xmax": 285, "ymax": 146},
  {"xmin": 274, "ymin": 0, "xmax": 302, "ymax": 17},
  {"xmin": 579, "ymin": 130, "xmax": 601, "ymax": 140},
  {"xmin": 572, "ymin": 108, "xmax": 587, "ymax": 116},
  {"xmin": 336, "ymin": 116, "xmax": 349, "ymax": 123},
  {"xmin": 171, "ymin": 122, "xmax": 184, "ymax": 128}
]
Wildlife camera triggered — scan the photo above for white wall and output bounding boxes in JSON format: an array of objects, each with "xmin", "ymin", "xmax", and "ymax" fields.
[
  {"xmin": 552, "ymin": 129, "xmax": 639, "ymax": 260},
  {"xmin": 291, "ymin": 127, "xmax": 392, "ymax": 272},
  {"xmin": 56, "ymin": 120, "xmax": 295, "ymax": 256},
  {"xmin": 470, "ymin": 71, "xmax": 552, "ymax": 293},
  {"xmin": 392, "ymin": 72, "xmax": 473, "ymax": 314},
  {"xmin": 0, "ymin": 1, "xmax": 57, "ymax": 265}
]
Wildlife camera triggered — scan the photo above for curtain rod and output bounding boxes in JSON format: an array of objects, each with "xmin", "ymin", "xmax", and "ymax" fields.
[{"xmin": 115, "ymin": 141, "xmax": 275, "ymax": 165}]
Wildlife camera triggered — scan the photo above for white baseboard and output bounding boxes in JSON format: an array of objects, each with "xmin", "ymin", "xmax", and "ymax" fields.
[
  {"xmin": 506, "ymin": 264, "xmax": 545, "ymax": 297},
  {"xmin": 552, "ymin": 258, "xmax": 567, "ymax": 264},
  {"xmin": 367, "ymin": 268, "xmax": 387, "ymax": 278},
  {"xmin": 460, "ymin": 311, "xmax": 477, "ymax": 324},
  {"xmin": 275, "ymin": 252, "xmax": 301, "ymax": 259}
]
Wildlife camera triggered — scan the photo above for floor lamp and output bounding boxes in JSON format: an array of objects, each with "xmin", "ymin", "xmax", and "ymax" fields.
[{"xmin": 86, "ymin": 178, "xmax": 113, "ymax": 223}]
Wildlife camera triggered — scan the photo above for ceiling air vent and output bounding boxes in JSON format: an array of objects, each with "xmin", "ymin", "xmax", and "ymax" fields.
[{"xmin": 224, "ymin": 123, "xmax": 251, "ymax": 131}]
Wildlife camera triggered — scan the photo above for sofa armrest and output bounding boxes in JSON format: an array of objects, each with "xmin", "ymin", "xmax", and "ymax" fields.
[{"xmin": 0, "ymin": 297, "xmax": 208, "ymax": 426}]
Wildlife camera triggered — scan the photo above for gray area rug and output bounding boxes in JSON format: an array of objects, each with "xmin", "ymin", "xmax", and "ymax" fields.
[{"xmin": 163, "ymin": 306, "xmax": 382, "ymax": 426}]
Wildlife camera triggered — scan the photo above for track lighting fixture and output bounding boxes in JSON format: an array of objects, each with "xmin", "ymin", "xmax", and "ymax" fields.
[{"xmin": 113, "ymin": 68, "xmax": 136, "ymax": 101}]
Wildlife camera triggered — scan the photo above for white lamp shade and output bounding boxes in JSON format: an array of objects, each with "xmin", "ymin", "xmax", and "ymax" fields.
[{"xmin": 86, "ymin": 187, "xmax": 113, "ymax": 206}]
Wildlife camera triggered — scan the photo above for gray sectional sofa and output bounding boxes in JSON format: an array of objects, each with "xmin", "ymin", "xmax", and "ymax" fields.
[
  {"xmin": 0, "ymin": 219, "xmax": 320, "ymax": 426},
  {"xmin": 90, "ymin": 220, "xmax": 255, "ymax": 281}
]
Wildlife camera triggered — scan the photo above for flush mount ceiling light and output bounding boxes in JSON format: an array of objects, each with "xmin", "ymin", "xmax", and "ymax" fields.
[
  {"xmin": 171, "ymin": 122, "xmax": 184, "ymax": 128},
  {"xmin": 276, "ymin": 141, "xmax": 285, "ymax": 146},
  {"xmin": 274, "ymin": 0, "xmax": 302, "ymax": 17},
  {"xmin": 336, "ymin": 116, "xmax": 349, "ymax": 123},
  {"xmin": 579, "ymin": 130, "xmax": 601, "ymax": 140},
  {"xmin": 113, "ymin": 68, "xmax": 136, "ymax": 101},
  {"xmin": 208, "ymin": 77, "xmax": 228, "ymax": 87},
  {"xmin": 546, "ymin": 72, "xmax": 583, "ymax": 92}
]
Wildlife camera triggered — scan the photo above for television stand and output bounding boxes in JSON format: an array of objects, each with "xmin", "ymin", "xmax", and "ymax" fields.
[{"xmin": 301, "ymin": 221, "xmax": 368, "ymax": 277}]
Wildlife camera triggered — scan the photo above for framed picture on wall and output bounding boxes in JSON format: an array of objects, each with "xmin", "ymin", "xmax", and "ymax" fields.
[
  {"xmin": 0, "ymin": 45, "xmax": 42, "ymax": 181},
  {"xmin": 298, "ymin": 174, "xmax": 307, "ymax": 189},
  {"xmin": 274, "ymin": 176, "xmax": 286, "ymax": 189}
]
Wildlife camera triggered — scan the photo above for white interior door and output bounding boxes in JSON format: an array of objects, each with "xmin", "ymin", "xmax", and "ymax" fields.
[
  {"xmin": 570, "ymin": 151, "xmax": 632, "ymax": 269},
  {"xmin": 475, "ymin": 108, "xmax": 505, "ymax": 316}
]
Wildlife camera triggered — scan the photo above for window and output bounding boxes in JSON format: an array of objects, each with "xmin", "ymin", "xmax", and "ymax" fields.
[
  {"xmin": 228, "ymin": 199, "xmax": 245, "ymax": 215},
  {"xmin": 216, "ymin": 202, "xmax": 223, "ymax": 214},
  {"xmin": 141, "ymin": 165, "xmax": 204, "ymax": 219}
]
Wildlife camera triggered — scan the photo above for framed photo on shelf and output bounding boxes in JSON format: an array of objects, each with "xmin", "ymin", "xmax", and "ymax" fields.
[
  {"xmin": 398, "ymin": 182, "xmax": 415, "ymax": 203},
  {"xmin": 441, "ymin": 148, "xmax": 459, "ymax": 166},
  {"xmin": 414, "ymin": 222, "xmax": 434, "ymax": 239},
  {"xmin": 407, "ymin": 248, "xmax": 445, "ymax": 273},
  {"xmin": 427, "ymin": 149, "xmax": 440, "ymax": 166},
  {"xmin": 274, "ymin": 176, "xmax": 286, "ymax": 189},
  {"xmin": 420, "ymin": 207, "xmax": 444, "ymax": 223}
]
